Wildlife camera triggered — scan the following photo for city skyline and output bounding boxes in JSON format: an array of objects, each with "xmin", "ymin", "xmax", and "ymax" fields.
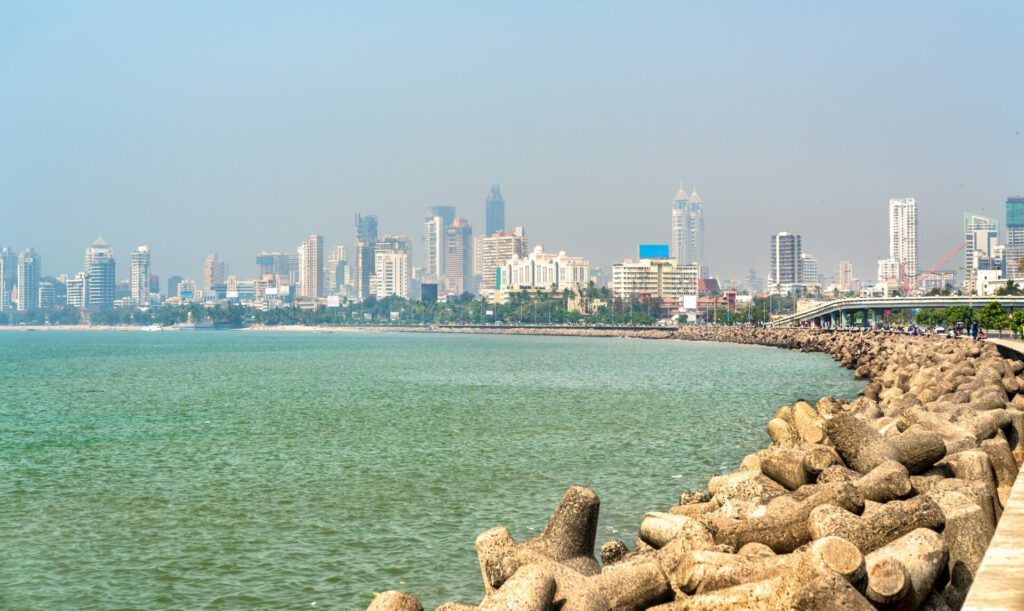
[{"xmin": 2, "ymin": 3, "xmax": 1021, "ymax": 284}]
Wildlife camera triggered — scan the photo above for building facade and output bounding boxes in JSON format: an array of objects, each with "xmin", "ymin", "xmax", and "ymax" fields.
[
  {"xmin": 485, "ymin": 185, "xmax": 505, "ymax": 236},
  {"xmin": 837, "ymin": 261, "xmax": 855, "ymax": 292},
  {"xmin": 85, "ymin": 237, "xmax": 115, "ymax": 309},
  {"xmin": 799, "ymin": 252, "xmax": 819, "ymax": 286},
  {"xmin": 670, "ymin": 185, "xmax": 705, "ymax": 273},
  {"xmin": 479, "ymin": 228, "xmax": 529, "ymax": 293},
  {"xmin": 129, "ymin": 245, "xmax": 151, "ymax": 305},
  {"xmin": 203, "ymin": 253, "xmax": 225, "ymax": 292},
  {"xmin": 444, "ymin": 218, "xmax": 472, "ymax": 295},
  {"xmin": 355, "ymin": 213, "xmax": 378, "ymax": 300},
  {"xmin": 326, "ymin": 245, "xmax": 347, "ymax": 294},
  {"xmin": 1005, "ymin": 197, "xmax": 1024, "ymax": 280},
  {"xmin": 768, "ymin": 232, "xmax": 802, "ymax": 292},
  {"xmin": 423, "ymin": 215, "xmax": 446, "ymax": 281},
  {"xmin": 0, "ymin": 246, "xmax": 16, "ymax": 310},
  {"xmin": 499, "ymin": 246, "xmax": 590, "ymax": 293},
  {"xmin": 66, "ymin": 272, "xmax": 87, "ymax": 307},
  {"xmin": 888, "ymin": 197, "xmax": 918, "ymax": 285},
  {"xmin": 298, "ymin": 234, "xmax": 324, "ymax": 298},
  {"xmin": 611, "ymin": 258, "xmax": 699, "ymax": 301},
  {"xmin": 373, "ymin": 251, "xmax": 410, "ymax": 299},
  {"xmin": 16, "ymin": 248, "xmax": 40, "ymax": 310}
]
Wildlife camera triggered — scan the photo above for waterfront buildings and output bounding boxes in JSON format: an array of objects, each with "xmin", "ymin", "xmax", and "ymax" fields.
[
  {"xmin": 0, "ymin": 246, "xmax": 16, "ymax": 310},
  {"xmin": 888, "ymin": 197, "xmax": 919, "ymax": 285},
  {"xmin": 166, "ymin": 275, "xmax": 183, "ymax": 298},
  {"xmin": 326, "ymin": 245, "xmax": 348, "ymax": 295},
  {"xmin": 66, "ymin": 272, "xmax": 87, "ymax": 307},
  {"xmin": 298, "ymin": 234, "xmax": 325, "ymax": 298},
  {"xmin": 355, "ymin": 214, "xmax": 378, "ymax": 300},
  {"xmin": 499, "ymin": 245, "xmax": 590, "ymax": 293},
  {"xmin": 485, "ymin": 185, "xmax": 505, "ymax": 236},
  {"xmin": 85, "ymin": 237, "xmax": 115, "ymax": 309},
  {"xmin": 611, "ymin": 256, "xmax": 699, "ymax": 301},
  {"xmin": 423, "ymin": 213, "xmax": 447, "ymax": 282},
  {"xmin": 837, "ymin": 261, "xmax": 855, "ymax": 292},
  {"xmin": 670, "ymin": 185, "xmax": 705, "ymax": 274},
  {"xmin": 799, "ymin": 252, "xmax": 819, "ymax": 287},
  {"xmin": 1005, "ymin": 197, "xmax": 1024, "ymax": 280},
  {"xmin": 768, "ymin": 232, "xmax": 802, "ymax": 293},
  {"xmin": 38, "ymin": 282, "xmax": 55, "ymax": 309},
  {"xmin": 203, "ymin": 254, "xmax": 226, "ymax": 292},
  {"xmin": 444, "ymin": 219, "xmax": 472, "ymax": 295},
  {"xmin": 478, "ymin": 227, "xmax": 529, "ymax": 293},
  {"xmin": 373, "ymin": 250, "xmax": 410, "ymax": 299},
  {"xmin": 16, "ymin": 248, "xmax": 40, "ymax": 311},
  {"xmin": 129, "ymin": 245, "xmax": 151, "ymax": 305}
]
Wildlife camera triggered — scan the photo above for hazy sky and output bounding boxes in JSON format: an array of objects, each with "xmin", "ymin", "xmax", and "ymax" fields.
[{"xmin": 2, "ymin": 1, "xmax": 1021, "ymax": 284}]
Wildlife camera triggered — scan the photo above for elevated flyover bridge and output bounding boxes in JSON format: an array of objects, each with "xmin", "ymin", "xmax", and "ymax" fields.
[{"xmin": 770, "ymin": 296, "xmax": 1024, "ymax": 328}]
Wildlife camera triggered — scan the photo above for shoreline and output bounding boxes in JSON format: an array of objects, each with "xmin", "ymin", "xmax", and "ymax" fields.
[{"xmin": 371, "ymin": 327, "xmax": 1023, "ymax": 610}]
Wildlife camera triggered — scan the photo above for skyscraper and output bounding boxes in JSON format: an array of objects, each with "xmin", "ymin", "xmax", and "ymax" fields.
[
  {"xmin": 0, "ymin": 246, "xmax": 16, "ymax": 310},
  {"xmin": 203, "ymin": 253, "xmax": 225, "ymax": 291},
  {"xmin": 670, "ymin": 185, "xmax": 705, "ymax": 274},
  {"xmin": 372, "ymin": 235, "xmax": 411, "ymax": 299},
  {"xmin": 799, "ymin": 252, "xmax": 819, "ymax": 286},
  {"xmin": 85, "ymin": 237, "xmax": 115, "ymax": 309},
  {"xmin": 167, "ymin": 275, "xmax": 183, "ymax": 298},
  {"xmin": 423, "ymin": 215, "xmax": 446, "ymax": 281},
  {"xmin": 326, "ymin": 245, "xmax": 347, "ymax": 294},
  {"xmin": 444, "ymin": 218, "xmax": 472, "ymax": 294},
  {"xmin": 355, "ymin": 214, "xmax": 378, "ymax": 300},
  {"xmin": 837, "ymin": 261, "xmax": 855, "ymax": 291},
  {"xmin": 1005, "ymin": 196, "xmax": 1024, "ymax": 280},
  {"xmin": 964, "ymin": 213, "xmax": 998, "ymax": 274},
  {"xmin": 485, "ymin": 185, "xmax": 505, "ymax": 236},
  {"xmin": 17, "ymin": 248, "xmax": 40, "ymax": 310},
  {"xmin": 768, "ymin": 232, "xmax": 802, "ymax": 290},
  {"xmin": 130, "ymin": 245, "xmax": 151, "ymax": 305},
  {"xmin": 298, "ymin": 234, "xmax": 324, "ymax": 298},
  {"xmin": 479, "ymin": 228, "xmax": 529, "ymax": 293},
  {"xmin": 889, "ymin": 198, "xmax": 918, "ymax": 285}
]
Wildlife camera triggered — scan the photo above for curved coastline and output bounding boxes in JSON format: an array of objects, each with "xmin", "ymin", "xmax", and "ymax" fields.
[{"xmin": 370, "ymin": 327, "xmax": 1022, "ymax": 610}]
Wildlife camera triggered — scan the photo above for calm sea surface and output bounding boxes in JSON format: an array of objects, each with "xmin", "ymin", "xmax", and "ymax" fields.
[{"xmin": 0, "ymin": 331, "xmax": 863, "ymax": 609}]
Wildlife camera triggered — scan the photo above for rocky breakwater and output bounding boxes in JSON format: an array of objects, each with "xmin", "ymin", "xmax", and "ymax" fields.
[{"xmin": 367, "ymin": 329, "xmax": 1024, "ymax": 610}]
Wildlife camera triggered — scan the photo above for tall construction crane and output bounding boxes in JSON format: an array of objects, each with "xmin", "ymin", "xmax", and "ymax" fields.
[{"xmin": 903, "ymin": 241, "xmax": 969, "ymax": 295}]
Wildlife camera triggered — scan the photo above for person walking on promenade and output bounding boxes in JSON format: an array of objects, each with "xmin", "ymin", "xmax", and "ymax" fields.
[{"xmin": 970, "ymin": 321, "xmax": 979, "ymax": 340}]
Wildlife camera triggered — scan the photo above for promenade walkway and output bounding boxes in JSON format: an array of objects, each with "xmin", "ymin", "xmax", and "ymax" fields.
[{"xmin": 963, "ymin": 338, "xmax": 1024, "ymax": 609}]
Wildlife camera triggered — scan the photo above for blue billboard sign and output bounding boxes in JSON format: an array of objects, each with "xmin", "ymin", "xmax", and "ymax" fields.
[{"xmin": 639, "ymin": 244, "xmax": 670, "ymax": 259}]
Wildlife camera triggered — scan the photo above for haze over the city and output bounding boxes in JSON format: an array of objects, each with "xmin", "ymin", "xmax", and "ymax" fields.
[{"xmin": 2, "ymin": 1, "xmax": 1021, "ymax": 282}]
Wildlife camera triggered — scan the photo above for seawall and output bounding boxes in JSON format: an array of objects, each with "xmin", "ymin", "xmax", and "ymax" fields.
[{"xmin": 369, "ymin": 328, "xmax": 1022, "ymax": 610}]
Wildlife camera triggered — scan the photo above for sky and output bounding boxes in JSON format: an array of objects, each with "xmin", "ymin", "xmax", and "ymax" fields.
[{"xmin": 1, "ymin": 1, "xmax": 1022, "ymax": 285}]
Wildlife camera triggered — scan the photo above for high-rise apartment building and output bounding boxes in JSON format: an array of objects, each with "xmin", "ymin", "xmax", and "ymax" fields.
[
  {"xmin": 167, "ymin": 275, "xmax": 183, "ymax": 298},
  {"xmin": 768, "ymin": 232, "xmax": 802, "ymax": 291},
  {"xmin": 611, "ymin": 258, "xmax": 700, "ymax": 301},
  {"xmin": 479, "ymin": 227, "xmax": 528, "ymax": 293},
  {"xmin": 423, "ymin": 215, "xmax": 446, "ymax": 281},
  {"xmin": 85, "ymin": 237, "xmax": 115, "ymax": 309},
  {"xmin": 326, "ymin": 245, "xmax": 347, "ymax": 294},
  {"xmin": 670, "ymin": 185, "xmax": 705, "ymax": 273},
  {"xmin": 1005, "ymin": 197, "xmax": 1024, "ymax": 280},
  {"xmin": 888, "ymin": 198, "xmax": 918, "ymax": 284},
  {"xmin": 16, "ymin": 248, "xmax": 40, "ymax": 310},
  {"xmin": 298, "ymin": 234, "xmax": 324, "ymax": 298},
  {"xmin": 485, "ymin": 185, "xmax": 505, "ymax": 236},
  {"xmin": 355, "ymin": 214, "xmax": 378, "ymax": 300},
  {"xmin": 0, "ymin": 246, "xmax": 16, "ymax": 310},
  {"xmin": 203, "ymin": 253, "xmax": 225, "ymax": 291},
  {"xmin": 799, "ymin": 253, "xmax": 819, "ymax": 286},
  {"xmin": 444, "ymin": 218, "xmax": 472, "ymax": 294},
  {"xmin": 373, "ymin": 251, "xmax": 410, "ymax": 299},
  {"xmin": 38, "ymin": 282, "xmax": 55, "ymax": 309},
  {"xmin": 964, "ymin": 213, "xmax": 998, "ymax": 275},
  {"xmin": 129, "ymin": 245, "xmax": 151, "ymax": 305},
  {"xmin": 837, "ymin": 261, "xmax": 855, "ymax": 292},
  {"xmin": 66, "ymin": 272, "xmax": 87, "ymax": 307}
]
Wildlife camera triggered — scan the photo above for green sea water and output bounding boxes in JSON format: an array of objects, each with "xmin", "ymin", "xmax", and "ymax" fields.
[{"xmin": 0, "ymin": 331, "xmax": 863, "ymax": 609}]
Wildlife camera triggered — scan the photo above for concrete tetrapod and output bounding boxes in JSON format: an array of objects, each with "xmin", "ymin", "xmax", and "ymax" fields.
[
  {"xmin": 710, "ymin": 482, "xmax": 864, "ymax": 553},
  {"xmin": 826, "ymin": 413, "xmax": 947, "ymax": 474},
  {"xmin": 807, "ymin": 495, "xmax": 945, "ymax": 554},
  {"xmin": 366, "ymin": 591, "xmax": 424, "ymax": 611},
  {"xmin": 864, "ymin": 528, "xmax": 949, "ymax": 609}
]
